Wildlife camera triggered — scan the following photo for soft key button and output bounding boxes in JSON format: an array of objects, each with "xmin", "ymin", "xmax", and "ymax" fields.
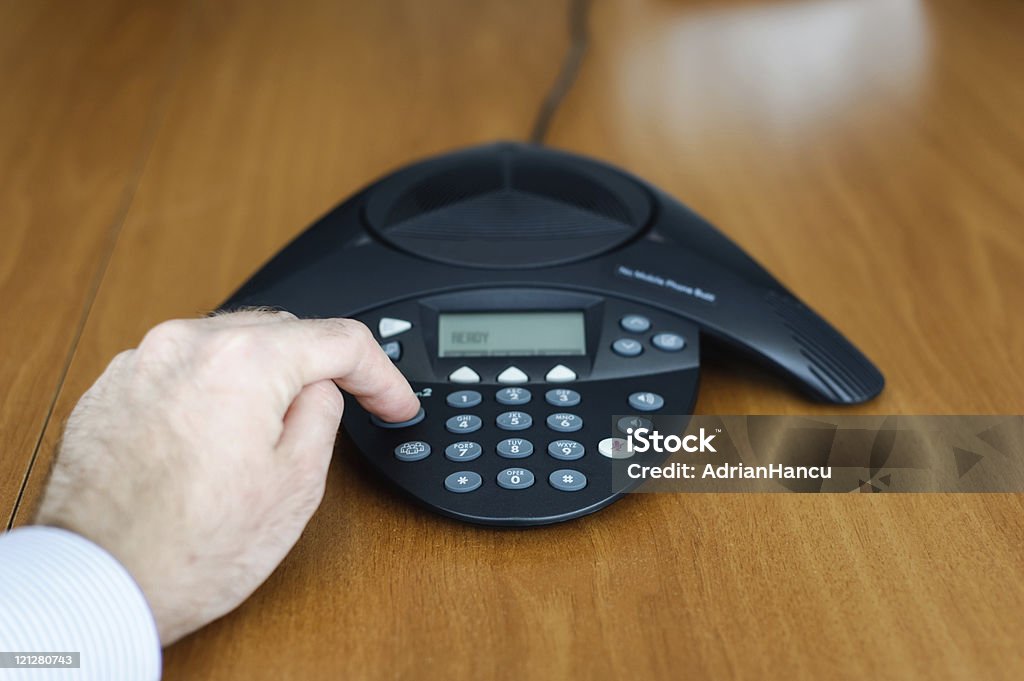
[
  {"xmin": 448, "ymin": 366, "xmax": 481, "ymax": 384},
  {"xmin": 378, "ymin": 317, "xmax": 412, "ymax": 339},
  {"xmin": 545, "ymin": 364, "xmax": 576, "ymax": 382},
  {"xmin": 497, "ymin": 366, "xmax": 529, "ymax": 384}
]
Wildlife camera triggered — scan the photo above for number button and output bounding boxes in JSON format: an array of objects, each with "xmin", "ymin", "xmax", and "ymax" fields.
[
  {"xmin": 497, "ymin": 468, "xmax": 535, "ymax": 490},
  {"xmin": 495, "ymin": 387, "xmax": 532, "ymax": 406},
  {"xmin": 546, "ymin": 413, "xmax": 583, "ymax": 433},
  {"xmin": 549, "ymin": 469, "xmax": 587, "ymax": 492},
  {"xmin": 394, "ymin": 441, "xmax": 430, "ymax": 462},
  {"xmin": 545, "ymin": 388, "xmax": 581, "ymax": 407},
  {"xmin": 497, "ymin": 438, "xmax": 534, "ymax": 459},
  {"xmin": 612, "ymin": 338, "xmax": 644, "ymax": 357},
  {"xmin": 548, "ymin": 440, "xmax": 584, "ymax": 461},
  {"xmin": 444, "ymin": 471, "xmax": 482, "ymax": 493},
  {"xmin": 445, "ymin": 414, "xmax": 482, "ymax": 434},
  {"xmin": 496, "ymin": 411, "xmax": 532, "ymax": 431},
  {"xmin": 627, "ymin": 392, "xmax": 665, "ymax": 412},
  {"xmin": 445, "ymin": 441, "xmax": 482, "ymax": 461},
  {"xmin": 446, "ymin": 390, "xmax": 482, "ymax": 408}
]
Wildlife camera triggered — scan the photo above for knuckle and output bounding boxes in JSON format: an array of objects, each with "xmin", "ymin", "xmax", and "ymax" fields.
[
  {"xmin": 336, "ymin": 318, "xmax": 375, "ymax": 346},
  {"xmin": 137, "ymin": 319, "xmax": 198, "ymax": 360},
  {"xmin": 200, "ymin": 328, "xmax": 270, "ymax": 368}
]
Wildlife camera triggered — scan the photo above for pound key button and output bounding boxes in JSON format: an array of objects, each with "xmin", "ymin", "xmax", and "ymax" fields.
[
  {"xmin": 372, "ymin": 407, "xmax": 425, "ymax": 429},
  {"xmin": 445, "ymin": 471, "xmax": 482, "ymax": 493},
  {"xmin": 549, "ymin": 469, "xmax": 587, "ymax": 492},
  {"xmin": 394, "ymin": 441, "xmax": 431, "ymax": 462},
  {"xmin": 445, "ymin": 414, "xmax": 482, "ymax": 434}
]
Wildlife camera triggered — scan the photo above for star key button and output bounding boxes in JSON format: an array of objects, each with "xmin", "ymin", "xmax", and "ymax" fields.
[{"xmin": 445, "ymin": 470, "xmax": 482, "ymax": 493}]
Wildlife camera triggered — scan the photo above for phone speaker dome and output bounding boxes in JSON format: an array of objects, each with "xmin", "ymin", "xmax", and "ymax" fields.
[{"xmin": 363, "ymin": 144, "xmax": 652, "ymax": 269}]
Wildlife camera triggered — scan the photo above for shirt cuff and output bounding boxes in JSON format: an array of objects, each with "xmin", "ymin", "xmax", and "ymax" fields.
[{"xmin": 0, "ymin": 526, "xmax": 161, "ymax": 680}]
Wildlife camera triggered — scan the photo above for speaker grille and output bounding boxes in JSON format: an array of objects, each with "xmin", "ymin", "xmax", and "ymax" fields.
[{"xmin": 364, "ymin": 144, "xmax": 652, "ymax": 269}]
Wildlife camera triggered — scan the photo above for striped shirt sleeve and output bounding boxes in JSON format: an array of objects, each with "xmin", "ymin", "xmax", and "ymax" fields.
[{"xmin": 0, "ymin": 526, "xmax": 161, "ymax": 680}]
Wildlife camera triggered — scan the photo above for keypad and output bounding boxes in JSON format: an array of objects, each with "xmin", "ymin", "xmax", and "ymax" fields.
[
  {"xmin": 367, "ymin": 305, "xmax": 691, "ymax": 508},
  {"xmin": 446, "ymin": 390, "xmax": 482, "ymax": 408},
  {"xmin": 445, "ymin": 471, "xmax": 482, "ymax": 493},
  {"xmin": 545, "ymin": 388, "xmax": 580, "ymax": 407},
  {"xmin": 497, "ymin": 438, "xmax": 534, "ymax": 458},
  {"xmin": 496, "ymin": 411, "xmax": 532, "ymax": 431},
  {"xmin": 495, "ymin": 387, "xmax": 531, "ymax": 406},
  {"xmin": 549, "ymin": 469, "xmax": 587, "ymax": 492},
  {"xmin": 446, "ymin": 414, "xmax": 482, "ymax": 433},
  {"xmin": 445, "ymin": 441, "xmax": 482, "ymax": 461},
  {"xmin": 497, "ymin": 468, "xmax": 535, "ymax": 490},
  {"xmin": 547, "ymin": 413, "xmax": 583, "ymax": 432},
  {"xmin": 548, "ymin": 440, "xmax": 584, "ymax": 460}
]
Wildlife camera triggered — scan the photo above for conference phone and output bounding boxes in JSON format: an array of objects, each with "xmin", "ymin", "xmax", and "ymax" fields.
[{"xmin": 223, "ymin": 143, "xmax": 883, "ymax": 525}]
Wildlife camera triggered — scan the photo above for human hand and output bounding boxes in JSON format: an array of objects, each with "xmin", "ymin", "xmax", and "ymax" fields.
[{"xmin": 34, "ymin": 310, "xmax": 419, "ymax": 645}]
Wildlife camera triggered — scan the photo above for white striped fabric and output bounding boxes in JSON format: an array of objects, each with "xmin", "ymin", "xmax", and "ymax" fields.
[{"xmin": 0, "ymin": 526, "xmax": 161, "ymax": 680}]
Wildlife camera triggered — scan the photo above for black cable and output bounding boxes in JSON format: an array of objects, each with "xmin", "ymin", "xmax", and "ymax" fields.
[{"xmin": 529, "ymin": 0, "xmax": 592, "ymax": 144}]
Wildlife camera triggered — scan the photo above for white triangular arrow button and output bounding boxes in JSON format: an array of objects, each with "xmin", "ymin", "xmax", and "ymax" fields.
[
  {"xmin": 545, "ymin": 364, "xmax": 576, "ymax": 382},
  {"xmin": 378, "ymin": 317, "xmax": 412, "ymax": 339}
]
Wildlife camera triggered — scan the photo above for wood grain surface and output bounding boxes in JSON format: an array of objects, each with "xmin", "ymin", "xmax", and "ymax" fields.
[{"xmin": 4, "ymin": 0, "xmax": 1023, "ymax": 679}]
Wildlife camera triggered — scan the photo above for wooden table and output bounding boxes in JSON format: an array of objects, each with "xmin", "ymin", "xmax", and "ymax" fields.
[{"xmin": 3, "ymin": 1, "xmax": 1022, "ymax": 678}]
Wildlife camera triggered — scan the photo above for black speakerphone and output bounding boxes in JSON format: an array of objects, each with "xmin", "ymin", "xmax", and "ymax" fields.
[{"xmin": 223, "ymin": 143, "xmax": 883, "ymax": 526}]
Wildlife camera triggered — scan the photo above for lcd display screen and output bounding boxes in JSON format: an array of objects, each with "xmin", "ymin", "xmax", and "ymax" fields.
[{"xmin": 438, "ymin": 311, "xmax": 586, "ymax": 357}]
